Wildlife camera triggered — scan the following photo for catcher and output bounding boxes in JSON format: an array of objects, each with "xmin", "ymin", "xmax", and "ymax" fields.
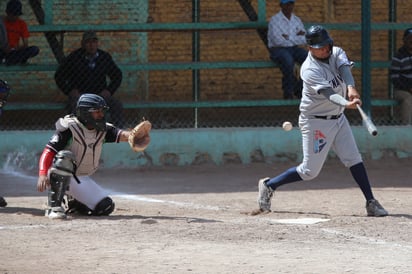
[{"xmin": 37, "ymin": 93, "xmax": 151, "ymax": 219}]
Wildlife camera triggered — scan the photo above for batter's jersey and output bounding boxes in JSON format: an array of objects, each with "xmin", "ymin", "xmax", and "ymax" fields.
[
  {"xmin": 299, "ymin": 46, "xmax": 352, "ymax": 117},
  {"xmin": 46, "ymin": 115, "xmax": 122, "ymax": 176}
]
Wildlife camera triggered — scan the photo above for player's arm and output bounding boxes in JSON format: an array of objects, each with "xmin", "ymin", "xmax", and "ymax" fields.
[
  {"xmin": 319, "ymin": 88, "xmax": 348, "ymax": 106},
  {"xmin": 319, "ymin": 88, "xmax": 360, "ymax": 109},
  {"xmin": 339, "ymin": 64, "xmax": 360, "ymax": 101},
  {"xmin": 105, "ymin": 124, "xmax": 129, "ymax": 143},
  {"xmin": 37, "ymin": 147, "xmax": 56, "ymax": 192},
  {"xmin": 37, "ymin": 130, "xmax": 72, "ymax": 192}
]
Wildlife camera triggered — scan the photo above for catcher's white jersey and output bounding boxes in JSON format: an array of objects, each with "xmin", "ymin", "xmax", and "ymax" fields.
[
  {"xmin": 299, "ymin": 46, "xmax": 352, "ymax": 117},
  {"xmin": 56, "ymin": 116, "xmax": 106, "ymax": 176}
]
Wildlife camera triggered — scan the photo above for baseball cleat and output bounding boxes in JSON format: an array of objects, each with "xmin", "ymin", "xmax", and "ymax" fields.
[
  {"xmin": 46, "ymin": 206, "xmax": 67, "ymax": 219},
  {"xmin": 0, "ymin": 196, "xmax": 7, "ymax": 207},
  {"xmin": 366, "ymin": 199, "xmax": 388, "ymax": 217},
  {"xmin": 257, "ymin": 177, "xmax": 273, "ymax": 212}
]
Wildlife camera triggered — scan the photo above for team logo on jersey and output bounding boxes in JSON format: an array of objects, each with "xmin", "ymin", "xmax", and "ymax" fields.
[
  {"xmin": 313, "ymin": 130, "xmax": 326, "ymax": 153},
  {"xmin": 329, "ymin": 74, "xmax": 343, "ymax": 88}
]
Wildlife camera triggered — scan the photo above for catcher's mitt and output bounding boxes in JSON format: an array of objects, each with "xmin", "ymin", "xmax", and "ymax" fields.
[{"xmin": 128, "ymin": 120, "xmax": 152, "ymax": 152}]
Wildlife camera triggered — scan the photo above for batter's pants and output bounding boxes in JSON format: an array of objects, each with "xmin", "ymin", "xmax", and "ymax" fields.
[{"xmin": 296, "ymin": 115, "xmax": 363, "ymax": 180}]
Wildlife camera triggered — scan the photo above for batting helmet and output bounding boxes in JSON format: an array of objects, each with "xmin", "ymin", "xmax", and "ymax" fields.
[
  {"xmin": 305, "ymin": 25, "xmax": 333, "ymax": 48},
  {"xmin": 0, "ymin": 79, "xmax": 10, "ymax": 114},
  {"xmin": 76, "ymin": 93, "xmax": 109, "ymax": 131}
]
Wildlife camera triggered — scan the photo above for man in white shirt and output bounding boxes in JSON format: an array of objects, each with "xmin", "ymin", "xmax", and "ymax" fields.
[{"xmin": 268, "ymin": 0, "xmax": 307, "ymax": 99}]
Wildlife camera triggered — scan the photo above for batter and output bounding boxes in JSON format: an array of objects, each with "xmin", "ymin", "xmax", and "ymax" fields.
[{"xmin": 255, "ymin": 25, "xmax": 388, "ymax": 217}]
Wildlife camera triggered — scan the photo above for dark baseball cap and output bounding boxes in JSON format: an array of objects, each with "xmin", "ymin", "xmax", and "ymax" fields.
[
  {"xmin": 82, "ymin": 31, "xmax": 98, "ymax": 42},
  {"xmin": 403, "ymin": 28, "xmax": 412, "ymax": 39},
  {"xmin": 6, "ymin": 0, "xmax": 23, "ymax": 16}
]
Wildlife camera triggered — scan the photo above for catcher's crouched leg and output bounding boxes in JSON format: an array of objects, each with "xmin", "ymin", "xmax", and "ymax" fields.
[
  {"xmin": 67, "ymin": 197, "xmax": 115, "ymax": 216},
  {"xmin": 47, "ymin": 173, "xmax": 71, "ymax": 219},
  {"xmin": 46, "ymin": 151, "xmax": 76, "ymax": 219}
]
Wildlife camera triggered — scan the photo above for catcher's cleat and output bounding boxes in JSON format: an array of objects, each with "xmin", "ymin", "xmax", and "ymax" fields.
[
  {"xmin": 366, "ymin": 199, "xmax": 388, "ymax": 217},
  {"xmin": 257, "ymin": 177, "xmax": 273, "ymax": 212},
  {"xmin": 0, "ymin": 196, "xmax": 7, "ymax": 207},
  {"xmin": 46, "ymin": 206, "xmax": 67, "ymax": 219}
]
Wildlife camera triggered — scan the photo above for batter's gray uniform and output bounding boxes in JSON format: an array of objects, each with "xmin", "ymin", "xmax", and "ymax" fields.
[
  {"xmin": 256, "ymin": 25, "xmax": 388, "ymax": 217},
  {"xmin": 297, "ymin": 46, "xmax": 362, "ymax": 180}
]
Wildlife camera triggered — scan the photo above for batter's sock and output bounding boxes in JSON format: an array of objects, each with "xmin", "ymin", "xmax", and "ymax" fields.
[
  {"xmin": 266, "ymin": 167, "xmax": 302, "ymax": 190},
  {"xmin": 349, "ymin": 162, "xmax": 374, "ymax": 201}
]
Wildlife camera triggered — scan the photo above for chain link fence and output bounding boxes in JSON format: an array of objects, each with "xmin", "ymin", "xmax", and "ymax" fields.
[{"xmin": 0, "ymin": 1, "xmax": 410, "ymax": 130}]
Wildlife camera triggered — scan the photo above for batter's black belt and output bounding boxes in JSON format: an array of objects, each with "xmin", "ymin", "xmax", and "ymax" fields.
[{"xmin": 313, "ymin": 113, "xmax": 342, "ymax": 120}]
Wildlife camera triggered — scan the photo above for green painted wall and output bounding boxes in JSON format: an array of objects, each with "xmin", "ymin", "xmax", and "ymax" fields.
[{"xmin": 1, "ymin": 127, "xmax": 411, "ymax": 172}]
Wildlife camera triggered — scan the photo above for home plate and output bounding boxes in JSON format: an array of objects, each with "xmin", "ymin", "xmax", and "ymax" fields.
[{"xmin": 270, "ymin": 218, "xmax": 330, "ymax": 225}]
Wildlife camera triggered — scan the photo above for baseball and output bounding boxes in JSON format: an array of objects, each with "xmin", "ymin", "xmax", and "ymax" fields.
[{"xmin": 282, "ymin": 121, "xmax": 293, "ymax": 131}]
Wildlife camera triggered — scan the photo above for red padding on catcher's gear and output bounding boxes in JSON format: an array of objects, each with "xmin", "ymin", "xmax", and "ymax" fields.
[{"xmin": 38, "ymin": 148, "xmax": 56, "ymax": 176}]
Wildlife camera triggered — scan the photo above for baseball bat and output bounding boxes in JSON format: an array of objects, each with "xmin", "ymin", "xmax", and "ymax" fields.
[{"xmin": 356, "ymin": 104, "xmax": 378, "ymax": 136}]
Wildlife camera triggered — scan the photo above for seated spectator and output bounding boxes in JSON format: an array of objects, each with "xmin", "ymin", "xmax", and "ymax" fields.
[
  {"xmin": 55, "ymin": 31, "xmax": 124, "ymax": 127},
  {"xmin": 390, "ymin": 27, "xmax": 412, "ymax": 125},
  {"xmin": 0, "ymin": 0, "xmax": 39, "ymax": 65},
  {"xmin": 267, "ymin": 0, "xmax": 307, "ymax": 99}
]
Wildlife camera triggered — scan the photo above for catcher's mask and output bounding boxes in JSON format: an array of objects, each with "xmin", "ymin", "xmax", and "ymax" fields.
[
  {"xmin": 0, "ymin": 79, "xmax": 10, "ymax": 115},
  {"xmin": 76, "ymin": 93, "xmax": 109, "ymax": 131},
  {"xmin": 305, "ymin": 25, "xmax": 333, "ymax": 49}
]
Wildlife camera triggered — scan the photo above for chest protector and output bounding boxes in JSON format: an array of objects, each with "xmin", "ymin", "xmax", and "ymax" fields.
[{"xmin": 56, "ymin": 116, "xmax": 106, "ymax": 176}]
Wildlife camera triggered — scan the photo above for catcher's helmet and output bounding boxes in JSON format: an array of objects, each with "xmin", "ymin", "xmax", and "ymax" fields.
[
  {"xmin": 0, "ymin": 79, "xmax": 10, "ymax": 113},
  {"xmin": 305, "ymin": 25, "xmax": 333, "ymax": 48},
  {"xmin": 76, "ymin": 93, "xmax": 109, "ymax": 131}
]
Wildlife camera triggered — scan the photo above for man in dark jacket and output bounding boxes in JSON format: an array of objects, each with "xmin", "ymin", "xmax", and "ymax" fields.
[{"xmin": 55, "ymin": 31, "xmax": 124, "ymax": 127}]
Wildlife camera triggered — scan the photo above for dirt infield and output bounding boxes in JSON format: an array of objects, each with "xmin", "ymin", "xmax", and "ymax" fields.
[{"xmin": 1, "ymin": 158, "xmax": 411, "ymax": 274}]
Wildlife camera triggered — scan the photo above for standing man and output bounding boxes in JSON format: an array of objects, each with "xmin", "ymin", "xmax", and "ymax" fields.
[
  {"xmin": 55, "ymin": 31, "xmax": 124, "ymax": 127},
  {"xmin": 390, "ymin": 27, "xmax": 412, "ymax": 124},
  {"xmin": 0, "ymin": 0, "xmax": 39, "ymax": 65},
  {"xmin": 268, "ymin": 0, "xmax": 307, "ymax": 99},
  {"xmin": 253, "ymin": 25, "xmax": 388, "ymax": 217}
]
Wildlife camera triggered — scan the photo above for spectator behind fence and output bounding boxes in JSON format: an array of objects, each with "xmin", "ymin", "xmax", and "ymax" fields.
[
  {"xmin": 390, "ymin": 27, "xmax": 412, "ymax": 125},
  {"xmin": 0, "ymin": 0, "xmax": 39, "ymax": 65},
  {"xmin": 267, "ymin": 0, "xmax": 307, "ymax": 99},
  {"xmin": 55, "ymin": 31, "xmax": 124, "ymax": 127}
]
